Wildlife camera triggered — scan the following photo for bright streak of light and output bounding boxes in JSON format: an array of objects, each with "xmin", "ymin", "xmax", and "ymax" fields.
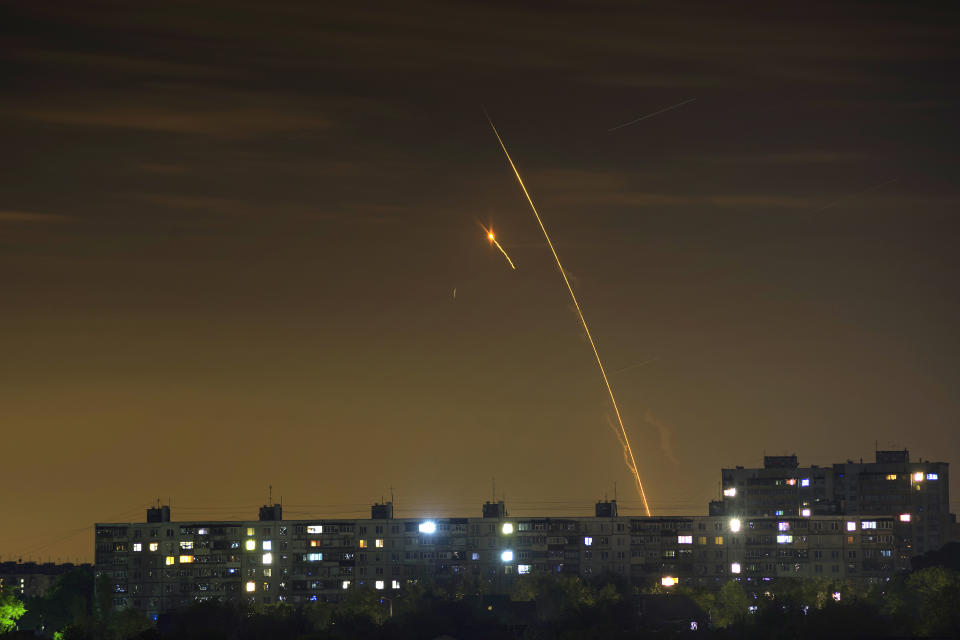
[
  {"xmin": 485, "ymin": 112, "xmax": 652, "ymax": 516},
  {"xmin": 483, "ymin": 225, "xmax": 516, "ymax": 270},
  {"xmin": 607, "ymin": 98, "xmax": 696, "ymax": 132}
]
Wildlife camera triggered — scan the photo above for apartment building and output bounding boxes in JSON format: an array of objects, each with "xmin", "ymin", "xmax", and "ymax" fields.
[
  {"xmin": 95, "ymin": 501, "xmax": 913, "ymax": 618},
  {"xmin": 710, "ymin": 450, "xmax": 952, "ymax": 555}
]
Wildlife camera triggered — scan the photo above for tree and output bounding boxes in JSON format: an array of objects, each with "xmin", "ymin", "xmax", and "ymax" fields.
[
  {"xmin": 0, "ymin": 589, "xmax": 27, "ymax": 633},
  {"xmin": 713, "ymin": 579, "xmax": 750, "ymax": 628}
]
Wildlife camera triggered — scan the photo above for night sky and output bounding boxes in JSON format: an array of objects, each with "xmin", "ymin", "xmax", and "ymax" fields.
[{"xmin": 2, "ymin": 1, "xmax": 958, "ymax": 563}]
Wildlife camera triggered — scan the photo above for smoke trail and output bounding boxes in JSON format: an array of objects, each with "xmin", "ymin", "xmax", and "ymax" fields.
[
  {"xmin": 481, "ymin": 225, "xmax": 517, "ymax": 270},
  {"xmin": 608, "ymin": 98, "xmax": 696, "ymax": 132},
  {"xmin": 486, "ymin": 112, "xmax": 652, "ymax": 516}
]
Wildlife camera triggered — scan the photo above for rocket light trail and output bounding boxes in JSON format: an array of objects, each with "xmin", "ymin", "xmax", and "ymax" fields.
[
  {"xmin": 486, "ymin": 113, "xmax": 652, "ymax": 516},
  {"xmin": 483, "ymin": 226, "xmax": 517, "ymax": 270},
  {"xmin": 607, "ymin": 98, "xmax": 696, "ymax": 132}
]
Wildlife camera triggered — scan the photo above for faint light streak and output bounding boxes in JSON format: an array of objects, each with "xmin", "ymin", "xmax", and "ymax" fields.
[
  {"xmin": 486, "ymin": 111, "xmax": 651, "ymax": 516},
  {"xmin": 608, "ymin": 98, "xmax": 696, "ymax": 132}
]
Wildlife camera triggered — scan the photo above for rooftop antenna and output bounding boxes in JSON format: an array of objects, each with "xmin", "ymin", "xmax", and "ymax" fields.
[
  {"xmin": 390, "ymin": 486, "xmax": 395, "ymax": 505},
  {"xmin": 491, "ymin": 477, "xmax": 496, "ymax": 503}
]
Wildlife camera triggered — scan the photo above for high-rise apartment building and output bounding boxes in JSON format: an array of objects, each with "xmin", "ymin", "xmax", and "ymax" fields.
[{"xmin": 710, "ymin": 450, "xmax": 952, "ymax": 555}]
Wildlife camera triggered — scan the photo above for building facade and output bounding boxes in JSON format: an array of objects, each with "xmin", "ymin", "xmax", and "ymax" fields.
[
  {"xmin": 96, "ymin": 501, "xmax": 914, "ymax": 618},
  {"xmin": 710, "ymin": 450, "xmax": 952, "ymax": 555}
]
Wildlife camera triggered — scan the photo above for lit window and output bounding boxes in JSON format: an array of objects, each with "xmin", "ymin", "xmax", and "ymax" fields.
[
  {"xmin": 375, "ymin": 539, "xmax": 384, "ymax": 548},
  {"xmin": 518, "ymin": 564, "xmax": 531, "ymax": 574},
  {"xmin": 862, "ymin": 521, "xmax": 876, "ymax": 529},
  {"xmin": 584, "ymin": 536, "xmax": 593, "ymax": 546},
  {"xmin": 165, "ymin": 556, "xmax": 175, "ymax": 566},
  {"xmin": 500, "ymin": 550, "xmax": 514, "ymax": 562},
  {"xmin": 391, "ymin": 580, "xmax": 400, "ymax": 589},
  {"xmin": 245, "ymin": 539, "xmax": 256, "ymax": 551},
  {"xmin": 471, "ymin": 552, "xmax": 480, "ymax": 561},
  {"xmin": 179, "ymin": 555, "xmax": 194, "ymax": 564},
  {"xmin": 262, "ymin": 553, "xmax": 272, "ymax": 565},
  {"xmin": 900, "ymin": 513, "xmax": 911, "ymax": 522},
  {"xmin": 886, "ymin": 474, "xmax": 897, "ymax": 480},
  {"xmin": 418, "ymin": 521, "xmax": 436, "ymax": 534},
  {"xmin": 913, "ymin": 472, "xmax": 924, "ymax": 482},
  {"xmin": 786, "ymin": 478, "xmax": 796, "ymax": 486},
  {"xmin": 714, "ymin": 536, "xmax": 724, "ymax": 545},
  {"xmin": 801, "ymin": 478, "xmax": 810, "ymax": 487},
  {"xmin": 197, "ymin": 528, "xmax": 209, "ymax": 535},
  {"xmin": 927, "ymin": 473, "xmax": 938, "ymax": 480},
  {"xmin": 801, "ymin": 509, "xmax": 811, "ymax": 517},
  {"xmin": 832, "ymin": 592, "xmax": 841, "ymax": 602},
  {"xmin": 341, "ymin": 580, "xmax": 350, "ymax": 590},
  {"xmin": 133, "ymin": 543, "xmax": 142, "ymax": 552},
  {"xmin": 307, "ymin": 525, "xmax": 322, "ymax": 534},
  {"xmin": 247, "ymin": 528, "xmax": 255, "ymax": 536},
  {"xmin": 661, "ymin": 576, "xmax": 678, "ymax": 587},
  {"xmin": 777, "ymin": 535, "xmax": 793, "ymax": 544},
  {"xmin": 502, "ymin": 523, "xmax": 514, "ymax": 534},
  {"xmin": 310, "ymin": 540, "xmax": 320, "ymax": 547},
  {"xmin": 245, "ymin": 581, "xmax": 255, "ymax": 593},
  {"xmin": 678, "ymin": 535, "xmax": 692, "ymax": 544},
  {"xmin": 262, "ymin": 540, "xmax": 272, "ymax": 551},
  {"xmin": 775, "ymin": 510, "xmax": 784, "ymax": 516},
  {"xmin": 846, "ymin": 521, "xmax": 857, "ymax": 532},
  {"xmin": 180, "ymin": 541, "xmax": 193, "ymax": 550},
  {"xmin": 778, "ymin": 522, "xmax": 790, "ymax": 531},
  {"xmin": 729, "ymin": 519, "xmax": 741, "ymax": 533},
  {"xmin": 723, "ymin": 488, "xmax": 737, "ymax": 497},
  {"xmin": 731, "ymin": 562, "xmax": 741, "ymax": 574},
  {"xmin": 375, "ymin": 580, "xmax": 384, "ymax": 590},
  {"xmin": 263, "ymin": 568, "xmax": 271, "ymax": 577},
  {"xmin": 149, "ymin": 542, "xmax": 159, "ymax": 552},
  {"xmin": 307, "ymin": 553, "xmax": 322, "ymax": 561}
]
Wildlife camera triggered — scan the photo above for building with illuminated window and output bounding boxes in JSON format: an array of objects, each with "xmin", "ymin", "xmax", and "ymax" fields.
[
  {"xmin": 710, "ymin": 450, "xmax": 952, "ymax": 555},
  {"xmin": 95, "ymin": 500, "xmax": 917, "ymax": 618}
]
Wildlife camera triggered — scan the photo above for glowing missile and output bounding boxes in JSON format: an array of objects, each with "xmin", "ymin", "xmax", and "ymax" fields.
[
  {"xmin": 483, "ymin": 225, "xmax": 516, "ymax": 270},
  {"xmin": 485, "ymin": 112, "xmax": 651, "ymax": 516}
]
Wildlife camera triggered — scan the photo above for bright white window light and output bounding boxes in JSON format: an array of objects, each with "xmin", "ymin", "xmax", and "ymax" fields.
[
  {"xmin": 149, "ymin": 542, "xmax": 159, "ymax": 552},
  {"xmin": 391, "ymin": 580, "xmax": 400, "ymax": 589},
  {"xmin": 777, "ymin": 535, "xmax": 793, "ymax": 544},
  {"xmin": 778, "ymin": 522, "xmax": 790, "ymax": 532},
  {"xmin": 245, "ymin": 539, "xmax": 255, "ymax": 551},
  {"xmin": 133, "ymin": 543, "xmax": 142, "ymax": 552},
  {"xmin": 913, "ymin": 472, "xmax": 924, "ymax": 482},
  {"xmin": 927, "ymin": 473, "xmax": 938, "ymax": 480},
  {"xmin": 678, "ymin": 535, "xmax": 692, "ymax": 544},
  {"xmin": 518, "ymin": 564, "xmax": 531, "ymax": 574},
  {"xmin": 900, "ymin": 513, "xmax": 911, "ymax": 522},
  {"xmin": 723, "ymin": 488, "xmax": 737, "ymax": 497},
  {"xmin": 262, "ymin": 540, "xmax": 272, "ymax": 551},
  {"xmin": 307, "ymin": 553, "xmax": 322, "ymax": 561},
  {"xmin": 198, "ymin": 528, "xmax": 209, "ymax": 535},
  {"xmin": 846, "ymin": 521, "xmax": 857, "ymax": 532},
  {"xmin": 502, "ymin": 523, "xmax": 514, "ymax": 534},
  {"xmin": 375, "ymin": 580, "xmax": 385, "ymax": 590},
  {"xmin": 500, "ymin": 550, "xmax": 514, "ymax": 562},
  {"xmin": 801, "ymin": 509, "xmax": 811, "ymax": 517},
  {"xmin": 262, "ymin": 553, "xmax": 273, "ymax": 565},
  {"xmin": 245, "ymin": 581, "xmax": 255, "ymax": 592},
  {"xmin": 729, "ymin": 518, "xmax": 742, "ymax": 533},
  {"xmin": 661, "ymin": 576, "xmax": 678, "ymax": 587},
  {"xmin": 731, "ymin": 562, "xmax": 741, "ymax": 574},
  {"xmin": 584, "ymin": 536, "xmax": 593, "ymax": 546},
  {"xmin": 801, "ymin": 478, "xmax": 810, "ymax": 487},
  {"xmin": 375, "ymin": 539, "xmax": 384, "ymax": 548},
  {"xmin": 862, "ymin": 521, "xmax": 876, "ymax": 529},
  {"xmin": 832, "ymin": 591, "xmax": 841, "ymax": 602},
  {"xmin": 419, "ymin": 521, "xmax": 437, "ymax": 534},
  {"xmin": 471, "ymin": 552, "xmax": 480, "ymax": 560},
  {"xmin": 307, "ymin": 525, "xmax": 322, "ymax": 534},
  {"xmin": 341, "ymin": 580, "xmax": 350, "ymax": 590},
  {"xmin": 180, "ymin": 541, "xmax": 193, "ymax": 550}
]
